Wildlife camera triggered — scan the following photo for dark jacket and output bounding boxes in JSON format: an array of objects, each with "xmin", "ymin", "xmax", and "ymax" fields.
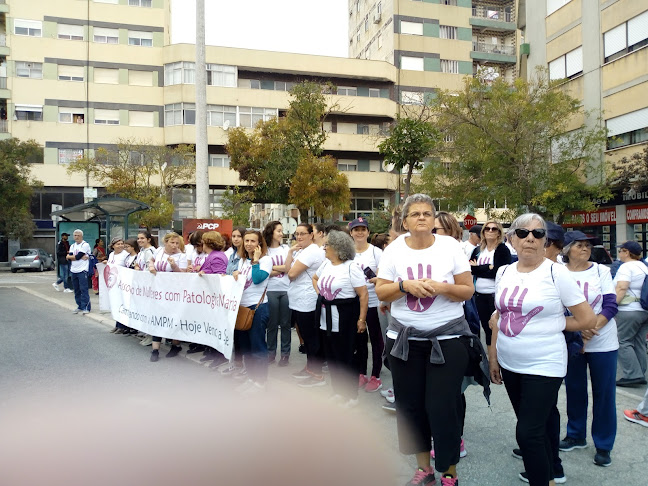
[
  {"xmin": 470, "ymin": 242, "xmax": 512, "ymax": 282},
  {"xmin": 56, "ymin": 239, "xmax": 70, "ymax": 260}
]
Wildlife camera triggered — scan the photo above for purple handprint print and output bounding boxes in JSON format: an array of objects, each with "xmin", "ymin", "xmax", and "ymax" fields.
[
  {"xmin": 240, "ymin": 265, "xmax": 252, "ymax": 290},
  {"xmin": 576, "ymin": 280, "xmax": 601, "ymax": 310},
  {"xmin": 272, "ymin": 255, "xmax": 285, "ymax": 278},
  {"xmin": 497, "ymin": 286, "xmax": 544, "ymax": 337},
  {"xmin": 401, "ymin": 264, "xmax": 438, "ymax": 312},
  {"xmin": 319, "ymin": 275, "xmax": 342, "ymax": 300}
]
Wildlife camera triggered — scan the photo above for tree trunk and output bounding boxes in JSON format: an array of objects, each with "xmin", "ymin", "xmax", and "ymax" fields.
[
  {"xmin": 404, "ymin": 163, "xmax": 414, "ymax": 200},
  {"xmin": 299, "ymin": 207, "xmax": 309, "ymax": 224}
]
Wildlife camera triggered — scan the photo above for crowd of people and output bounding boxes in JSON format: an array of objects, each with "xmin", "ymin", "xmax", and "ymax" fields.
[{"xmin": 51, "ymin": 196, "xmax": 648, "ymax": 486}]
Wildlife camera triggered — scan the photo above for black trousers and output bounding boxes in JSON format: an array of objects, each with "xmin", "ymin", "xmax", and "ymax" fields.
[
  {"xmin": 387, "ymin": 337, "xmax": 469, "ymax": 473},
  {"xmin": 474, "ymin": 292, "xmax": 496, "ymax": 346},
  {"xmin": 502, "ymin": 368, "xmax": 562, "ymax": 486},
  {"xmin": 294, "ymin": 310, "xmax": 323, "ymax": 374},
  {"xmin": 322, "ymin": 318, "xmax": 359, "ymax": 400},
  {"xmin": 353, "ymin": 307, "xmax": 384, "ymax": 378}
]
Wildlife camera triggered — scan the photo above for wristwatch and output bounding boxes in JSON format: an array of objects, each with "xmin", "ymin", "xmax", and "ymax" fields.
[{"xmin": 399, "ymin": 281, "xmax": 407, "ymax": 293}]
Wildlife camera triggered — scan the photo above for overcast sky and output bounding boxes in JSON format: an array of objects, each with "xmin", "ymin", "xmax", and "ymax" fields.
[{"xmin": 171, "ymin": 0, "xmax": 349, "ymax": 58}]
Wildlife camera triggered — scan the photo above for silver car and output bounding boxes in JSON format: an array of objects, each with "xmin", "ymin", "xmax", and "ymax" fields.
[{"xmin": 10, "ymin": 248, "xmax": 55, "ymax": 273}]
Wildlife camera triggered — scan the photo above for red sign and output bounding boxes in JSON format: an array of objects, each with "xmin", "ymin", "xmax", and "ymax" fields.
[
  {"xmin": 181, "ymin": 219, "xmax": 233, "ymax": 243},
  {"xmin": 463, "ymin": 215, "xmax": 477, "ymax": 230},
  {"xmin": 626, "ymin": 204, "xmax": 648, "ymax": 223},
  {"xmin": 563, "ymin": 208, "xmax": 617, "ymax": 227}
]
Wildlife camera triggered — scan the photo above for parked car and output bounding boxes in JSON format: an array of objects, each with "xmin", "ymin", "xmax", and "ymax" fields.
[
  {"xmin": 10, "ymin": 249, "xmax": 55, "ymax": 273},
  {"xmin": 590, "ymin": 245, "xmax": 613, "ymax": 265}
]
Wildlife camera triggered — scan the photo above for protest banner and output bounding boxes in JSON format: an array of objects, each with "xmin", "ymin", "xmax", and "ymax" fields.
[{"xmin": 98, "ymin": 263, "xmax": 244, "ymax": 359}]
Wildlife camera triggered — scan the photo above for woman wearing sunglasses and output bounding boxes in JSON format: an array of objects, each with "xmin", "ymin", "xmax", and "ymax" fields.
[
  {"xmin": 469, "ymin": 221, "xmax": 511, "ymax": 351},
  {"xmin": 489, "ymin": 214, "xmax": 596, "ymax": 486}
]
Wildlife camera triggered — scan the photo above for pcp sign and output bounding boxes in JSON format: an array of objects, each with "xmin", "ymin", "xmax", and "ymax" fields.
[
  {"xmin": 182, "ymin": 219, "xmax": 233, "ymax": 243},
  {"xmin": 463, "ymin": 215, "xmax": 477, "ymax": 230}
]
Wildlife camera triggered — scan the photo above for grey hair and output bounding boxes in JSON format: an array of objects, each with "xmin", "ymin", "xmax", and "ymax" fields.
[
  {"xmin": 507, "ymin": 213, "xmax": 546, "ymax": 239},
  {"xmin": 326, "ymin": 230, "xmax": 356, "ymax": 262},
  {"xmin": 561, "ymin": 239, "xmax": 592, "ymax": 262},
  {"xmin": 402, "ymin": 194, "xmax": 436, "ymax": 220},
  {"xmin": 73, "ymin": 229, "xmax": 84, "ymax": 236}
]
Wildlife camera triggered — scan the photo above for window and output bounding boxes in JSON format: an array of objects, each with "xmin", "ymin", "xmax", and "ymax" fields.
[
  {"xmin": 93, "ymin": 27, "xmax": 118, "ymax": 44},
  {"xmin": 337, "ymin": 86, "xmax": 358, "ymax": 96},
  {"xmin": 15, "ymin": 61, "xmax": 42, "ymax": 79},
  {"xmin": 58, "ymin": 24, "xmax": 84, "ymax": 41},
  {"xmin": 129, "ymin": 70, "xmax": 153, "ymax": 86},
  {"xmin": 547, "ymin": 0, "xmax": 571, "ymax": 16},
  {"xmin": 183, "ymin": 103, "xmax": 195, "ymax": 125},
  {"xmin": 606, "ymin": 107, "xmax": 648, "ymax": 149},
  {"xmin": 94, "ymin": 68, "xmax": 119, "ymax": 84},
  {"xmin": 274, "ymin": 81, "xmax": 287, "ymax": 91},
  {"xmin": 129, "ymin": 111, "xmax": 154, "ymax": 127},
  {"xmin": 128, "ymin": 30, "xmax": 153, "ymax": 47},
  {"xmin": 401, "ymin": 56, "xmax": 424, "ymax": 71},
  {"xmin": 165, "ymin": 62, "xmax": 182, "ymax": 85},
  {"xmin": 377, "ymin": 34, "xmax": 383, "ymax": 49},
  {"xmin": 94, "ymin": 109, "xmax": 120, "ymax": 125},
  {"xmin": 165, "ymin": 103, "xmax": 182, "ymax": 126},
  {"xmin": 15, "ymin": 105, "xmax": 43, "ymax": 121},
  {"xmin": 338, "ymin": 160, "xmax": 358, "ymax": 171},
  {"xmin": 401, "ymin": 91, "xmax": 424, "ymax": 105},
  {"xmin": 369, "ymin": 88, "xmax": 380, "ymax": 98},
  {"xmin": 441, "ymin": 59, "xmax": 459, "ymax": 74},
  {"xmin": 14, "ymin": 19, "xmax": 42, "ymax": 37},
  {"xmin": 443, "ymin": 0, "xmax": 457, "ymax": 5},
  {"xmin": 59, "ymin": 108, "xmax": 85, "ymax": 124},
  {"xmin": 129, "ymin": 0, "xmax": 152, "ymax": 6},
  {"xmin": 440, "ymin": 25, "xmax": 457, "ymax": 39},
  {"xmin": 238, "ymin": 107, "xmax": 276, "ymax": 128},
  {"xmin": 95, "ymin": 0, "xmax": 118, "ymax": 3},
  {"xmin": 604, "ymin": 11, "xmax": 648, "ymax": 62},
  {"xmin": 206, "ymin": 64, "xmax": 236, "ymax": 87},
  {"xmin": 549, "ymin": 46, "xmax": 582, "ymax": 80},
  {"xmin": 357, "ymin": 124, "xmax": 369, "ymax": 135},
  {"xmin": 207, "ymin": 105, "xmax": 236, "ymax": 128},
  {"xmin": 58, "ymin": 65, "xmax": 84, "ymax": 82},
  {"xmin": 209, "ymin": 155, "xmax": 231, "ymax": 168},
  {"xmin": 58, "ymin": 149, "xmax": 84, "ymax": 165},
  {"xmin": 401, "ymin": 21, "xmax": 423, "ymax": 36}
]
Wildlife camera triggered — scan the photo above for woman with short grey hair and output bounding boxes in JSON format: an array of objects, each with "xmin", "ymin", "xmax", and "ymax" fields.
[{"xmin": 312, "ymin": 230, "xmax": 368, "ymax": 407}]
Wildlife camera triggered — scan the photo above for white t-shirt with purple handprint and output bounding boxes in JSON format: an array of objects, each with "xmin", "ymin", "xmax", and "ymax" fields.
[
  {"xmin": 316, "ymin": 259, "xmax": 366, "ymax": 332},
  {"xmin": 238, "ymin": 256, "xmax": 273, "ymax": 307},
  {"xmin": 495, "ymin": 259, "xmax": 585, "ymax": 377},
  {"xmin": 354, "ymin": 244, "xmax": 382, "ymax": 308},
  {"xmin": 267, "ymin": 245, "xmax": 289, "ymax": 292},
  {"xmin": 475, "ymin": 247, "xmax": 495, "ymax": 294},
  {"xmin": 288, "ymin": 243, "xmax": 325, "ymax": 312},
  {"xmin": 378, "ymin": 234, "xmax": 470, "ymax": 333}
]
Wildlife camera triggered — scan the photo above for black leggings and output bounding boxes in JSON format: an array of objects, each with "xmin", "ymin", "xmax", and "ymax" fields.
[
  {"xmin": 475, "ymin": 292, "xmax": 496, "ymax": 346},
  {"xmin": 353, "ymin": 307, "xmax": 384, "ymax": 378},
  {"xmin": 294, "ymin": 309, "xmax": 323, "ymax": 374}
]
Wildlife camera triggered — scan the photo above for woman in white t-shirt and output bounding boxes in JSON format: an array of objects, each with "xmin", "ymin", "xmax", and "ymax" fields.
[
  {"xmin": 375, "ymin": 194, "xmax": 477, "ymax": 486},
  {"xmin": 286, "ymin": 223, "xmax": 326, "ymax": 387},
  {"xmin": 560, "ymin": 231, "xmax": 619, "ymax": 467},
  {"xmin": 233, "ymin": 230, "xmax": 273, "ymax": 389},
  {"xmin": 349, "ymin": 217, "xmax": 384, "ymax": 393},
  {"xmin": 107, "ymin": 237, "xmax": 129, "ymax": 334},
  {"xmin": 613, "ymin": 240, "xmax": 648, "ymax": 386},
  {"xmin": 148, "ymin": 232, "xmax": 187, "ymax": 362},
  {"xmin": 263, "ymin": 221, "xmax": 291, "ymax": 366},
  {"xmin": 490, "ymin": 214, "xmax": 595, "ymax": 486},
  {"xmin": 186, "ymin": 230, "xmax": 207, "ymax": 273},
  {"xmin": 135, "ymin": 229, "xmax": 156, "ymax": 271},
  {"xmin": 313, "ymin": 230, "xmax": 368, "ymax": 407}
]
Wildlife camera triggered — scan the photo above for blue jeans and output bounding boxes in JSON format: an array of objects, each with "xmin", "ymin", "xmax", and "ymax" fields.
[
  {"xmin": 56, "ymin": 262, "xmax": 71, "ymax": 289},
  {"xmin": 267, "ymin": 291, "xmax": 291, "ymax": 357},
  {"xmin": 234, "ymin": 302, "xmax": 269, "ymax": 383},
  {"xmin": 71, "ymin": 271, "xmax": 90, "ymax": 311},
  {"xmin": 565, "ymin": 350, "xmax": 618, "ymax": 451}
]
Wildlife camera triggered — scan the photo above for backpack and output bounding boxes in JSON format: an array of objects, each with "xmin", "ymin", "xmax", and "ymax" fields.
[{"xmin": 639, "ymin": 261, "xmax": 648, "ymax": 310}]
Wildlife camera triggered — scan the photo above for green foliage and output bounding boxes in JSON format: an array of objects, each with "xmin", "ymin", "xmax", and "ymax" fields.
[
  {"xmin": 366, "ymin": 208, "xmax": 392, "ymax": 234},
  {"xmin": 285, "ymin": 81, "xmax": 329, "ymax": 156},
  {"xmin": 67, "ymin": 138, "xmax": 195, "ymax": 228},
  {"xmin": 220, "ymin": 186, "xmax": 252, "ymax": 227},
  {"xmin": 0, "ymin": 138, "xmax": 42, "ymax": 241},
  {"xmin": 610, "ymin": 145, "xmax": 648, "ymax": 190},
  {"xmin": 419, "ymin": 70, "xmax": 610, "ymax": 220}
]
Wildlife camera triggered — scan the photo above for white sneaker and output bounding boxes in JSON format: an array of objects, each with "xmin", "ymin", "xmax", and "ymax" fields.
[
  {"xmin": 82, "ymin": 310, "xmax": 90, "ymax": 315},
  {"xmin": 140, "ymin": 335, "xmax": 153, "ymax": 346},
  {"xmin": 341, "ymin": 398, "xmax": 359, "ymax": 409},
  {"xmin": 52, "ymin": 283, "xmax": 60, "ymax": 291},
  {"xmin": 72, "ymin": 308, "xmax": 80, "ymax": 314},
  {"xmin": 63, "ymin": 288, "xmax": 74, "ymax": 293}
]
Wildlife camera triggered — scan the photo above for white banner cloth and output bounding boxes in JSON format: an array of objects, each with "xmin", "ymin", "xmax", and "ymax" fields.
[{"xmin": 98, "ymin": 263, "xmax": 243, "ymax": 359}]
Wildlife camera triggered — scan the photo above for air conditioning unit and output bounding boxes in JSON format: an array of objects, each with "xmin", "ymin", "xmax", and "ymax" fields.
[{"xmin": 373, "ymin": 12, "xmax": 381, "ymax": 23}]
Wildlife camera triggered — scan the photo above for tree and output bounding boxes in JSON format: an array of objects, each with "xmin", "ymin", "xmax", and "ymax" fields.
[
  {"xmin": 418, "ymin": 70, "xmax": 610, "ymax": 222},
  {"xmin": 220, "ymin": 186, "xmax": 252, "ymax": 227},
  {"xmin": 610, "ymin": 145, "xmax": 648, "ymax": 190},
  {"xmin": 290, "ymin": 155, "xmax": 350, "ymax": 221},
  {"xmin": 0, "ymin": 138, "xmax": 42, "ymax": 241},
  {"xmin": 67, "ymin": 138, "xmax": 195, "ymax": 228},
  {"xmin": 378, "ymin": 116, "xmax": 440, "ymax": 199},
  {"xmin": 366, "ymin": 207, "xmax": 392, "ymax": 234}
]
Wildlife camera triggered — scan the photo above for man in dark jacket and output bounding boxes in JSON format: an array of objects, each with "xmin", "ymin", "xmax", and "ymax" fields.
[{"xmin": 53, "ymin": 233, "xmax": 72, "ymax": 292}]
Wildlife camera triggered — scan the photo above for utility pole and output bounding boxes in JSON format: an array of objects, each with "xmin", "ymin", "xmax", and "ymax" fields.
[{"xmin": 195, "ymin": 0, "xmax": 209, "ymax": 218}]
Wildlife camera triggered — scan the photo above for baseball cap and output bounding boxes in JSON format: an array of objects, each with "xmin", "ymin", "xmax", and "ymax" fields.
[
  {"xmin": 546, "ymin": 222, "xmax": 565, "ymax": 243},
  {"xmin": 60, "ymin": 233, "xmax": 69, "ymax": 237},
  {"xmin": 469, "ymin": 225, "xmax": 482, "ymax": 235},
  {"xmin": 563, "ymin": 230, "xmax": 595, "ymax": 247},
  {"xmin": 618, "ymin": 240, "xmax": 642, "ymax": 255},
  {"xmin": 348, "ymin": 217, "xmax": 369, "ymax": 230}
]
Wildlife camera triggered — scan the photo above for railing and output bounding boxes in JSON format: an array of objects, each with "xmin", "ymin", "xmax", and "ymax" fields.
[
  {"xmin": 472, "ymin": 42, "xmax": 515, "ymax": 56},
  {"xmin": 472, "ymin": 6, "xmax": 514, "ymax": 23},
  {"xmin": 0, "ymin": 120, "xmax": 8, "ymax": 133}
]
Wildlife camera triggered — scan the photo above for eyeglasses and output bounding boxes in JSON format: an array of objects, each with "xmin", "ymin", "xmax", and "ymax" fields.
[
  {"xmin": 484, "ymin": 227, "xmax": 500, "ymax": 232},
  {"xmin": 514, "ymin": 228, "xmax": 546, "ymax": 239},
  {"xmin": 294, "ymin": 232, "xmax": 310, "ymax": 237},
  {"xmin": 432, "ymin": 227, "xmax": 444, "ymax": 234},
  {"xmin": 407, "ymin": 211, "xmax": 434, "ymax": 219}
]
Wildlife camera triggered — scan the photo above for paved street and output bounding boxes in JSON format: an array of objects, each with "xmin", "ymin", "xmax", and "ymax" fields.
[{"xmin": 1, "ymin": 269, "xmax": 647, "ymax": 485}]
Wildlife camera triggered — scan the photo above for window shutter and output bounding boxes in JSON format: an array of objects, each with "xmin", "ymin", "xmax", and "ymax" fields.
[
  {"xmin": 565, "ymin": 47, "xmax": 582, "ymax": 76},
  {"xmin": 604, "ymin": 23, "xmax": 627, "ymax": 58},
  {"xmin": 628, "ymin": 11, "xmax": 648, "ymax": 47},
  {"xmin": 606, "ymin": 107, "xmax": 648, "ymax": 137}
]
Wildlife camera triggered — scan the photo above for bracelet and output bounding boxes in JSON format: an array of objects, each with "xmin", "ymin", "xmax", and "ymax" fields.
[
  {"xmin": 358, "ymin": 319, "xmax": 366, "ymax": 323},
  {"xmin": 399, "ymin": 280, "xmax": 407, "ymax": 293}
]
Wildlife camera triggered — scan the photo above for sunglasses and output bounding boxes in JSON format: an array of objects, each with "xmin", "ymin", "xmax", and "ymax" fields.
[
  {"xmin": 515, "ymin": 228, "xmax": 546, "ymax": 239},
  {"xmin": 484, "ymin": 227, "xmax": 500, "ymax": 232}
]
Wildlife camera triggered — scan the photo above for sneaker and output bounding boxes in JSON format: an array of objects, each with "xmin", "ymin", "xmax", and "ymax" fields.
[
  {"xmin": 278, "ymin": 356, "xmax": 290, "ymax": 367},
  {"xmin": 616, "ymin": 377, "xmax": 647, "ymax": 387},
  {"xmin": 200, "ymin": 354, "xmax": 215, "ymax": 362},
  {"xmin": 52, "ymin": 283, "xmax": 60, "ymax": 291},
  {"xmin": 440, "ymin": 475, "xmax": 457, "ymax": 486},
  {"xmin": 82, "ymin": 310, "xmax": 90, "ymax": 315},
  {"xmin": 594, "ymin": 449, "xmax": 612, "ymax": 467},
  {"xmin": 292, "ymin": 368, "xmax": 312, "ymax": 380},
  {"xmin": 150, "ymin": 350, "xmax": 159, "ymax": 362},
  {"xmin": 380, "ymin": 387, "xmax": 394, "ymax": 398},
  {"xmin": 268, "ymin": 355, "xmax": 276, "ymax": 364},
  {"xmin": 328, "ymin": 394, "xmax": 345, "ymax": 404},
  {"xmin": 298, "ymin": 375, "xmax": 326, "ymax": 388},
  {"xmin": 140, "ymin": 335, "xmax": 153, "ymax": 346},
  {"xmin": 165, "ymin": 345, "xmax": 182, "ymax": 358},
  {"xmin": 382, "ymin": 402, "xmax": 396, "ymax": 413},
  {"xmin": 431, "ymin": 439, "xmax": 467, "ymax": 459},
  {"xmin": 623, "ymin": 409, "xmax": 648, "ymax": 427},
  {"xmin": 342, "ymin": 398, "xmax": 360, "ymax": 409},
  {"xmin": 358, "ymin": 374, "xmax": 369, "ymax": 388},
  {"xmin": 63, "ymin": 288, "xmax": 74, "ymax": 293},
  {"xmin": 208, "ymin": 355, "xmax": 228, "ymax": 369},
  {"xmin": 322, "ymin": 362, "xmax": 329, "ymax": 373},
  {"xmin": 72, "ymin": 308, "xmax": 80, "ymax": 314},
  {"xmin": 233, "ymin": 368, "xmax": 249, "ymax": 381},
  {"xmin": 518, "ymin": 471, "xmax": 566, "ymax": 484},
  {"xmin": 365, "ymin": 376, "xmax": 383, "ymax": 392},
  {"xmin": 220, "ymin": 363, "xmax": 243, "ymax": 376},
  {"xmin": 187, "ymin": 345, "xmax": 205, "ymax": 354},
  {"xmin": 110, "ymin": 327, "xmax": 119, "ymax": 334},
  {"xmin": 559, "ymin": 436, "xmax": 587, "ymax": 451},
  {"xmin": 298, "ymin": 344, "xmax": 306, "ymax": 354},
  {"xmin": 405, "ymin": 466, "xmax": 436, "ymax": 486}
]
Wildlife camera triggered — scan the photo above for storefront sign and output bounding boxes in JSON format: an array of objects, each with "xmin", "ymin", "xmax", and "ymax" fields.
[
  {"xmin": 626, "ymin": 204, "xmax": 648, "ymax": 223},
  {"xmin": 182, "ymin": 219, "xmax": 233, "ymax": 243},
  {"xmin": 563, "ymin": 208, "xmax": 617, "ymax": 227}
]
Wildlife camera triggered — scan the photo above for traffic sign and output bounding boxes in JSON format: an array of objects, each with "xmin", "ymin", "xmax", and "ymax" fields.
[{"xmin": 463, "ymin": 215, "xmax": 477, "ymax": 229}]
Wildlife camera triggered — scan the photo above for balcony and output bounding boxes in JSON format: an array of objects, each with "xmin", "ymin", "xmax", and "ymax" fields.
[
  {"xmin": 0, "ymin": 1, "xmax": 7, "ymax": 14},
  {"xmin": 0, "ymin": 34, "xmax": 7, "ymax": 56},
  {"xmin": 470, "ymin": 6, "xmax": 516, "ymax": 33},
  {"xmin": 471, "ymin": 42, "xmax": 516, "ymax": 64}
]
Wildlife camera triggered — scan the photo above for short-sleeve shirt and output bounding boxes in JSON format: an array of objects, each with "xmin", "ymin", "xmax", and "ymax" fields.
[
  {"xmin": 378, "ymin": 234, "xmax": 471, "ymax": 332},
  {"xmin": 288, "ymin": 243, "xmax": 325, "ymax": 312},
  {"xmin": 353, "ymin": 244, "xmax": 382, "ymax": 308},
  {"xmin": 475, "ymin": 247, "xmax": 496, "ymax": 294},
  {"xmin": 69, "ymin": 240, "xmax": 92, "ymax": 273},
  {"xmin": 137, "ymin": 246, "xmax": 156, "ymax": 271},
  {"xmin": 108, "ymin": 250, "xmax": 128, "ymax": 267},
  {"xmin": 316, "ymin": 260, "xmax": 366, "ymax": 332},
  {"xmin": 495, "ymin": 260, "xmax": 585, "ymax": 377},
  {"xmin": 238, "ymin": 256, "xmax": 273, "ymax": 307},
  {"xmin": 191, "ymin": 252, "xmax": 207, "ymax": 272},
  {"xmin": 152, "ymin": 248, "xmax": 187, "ymax": 273},
  {"xmin": 267, "ymin": 245, "xmax": 290, "ymax": 292},
  {"xmin": 614, "ymin": 260, "xmax": 648, "ymax": 313}
]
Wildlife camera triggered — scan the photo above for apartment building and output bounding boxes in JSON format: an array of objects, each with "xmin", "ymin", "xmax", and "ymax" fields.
[{"xmin": 519, "ymin": 0, "xmax": 648, "ymax": 256}]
